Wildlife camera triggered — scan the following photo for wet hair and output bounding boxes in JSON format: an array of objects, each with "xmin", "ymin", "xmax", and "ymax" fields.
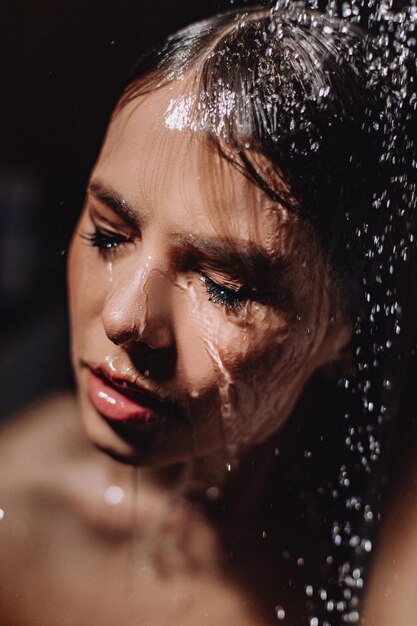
[
  {"xmin": 112, "ymin": 8, "xmax": 417, "ymax": 621},
  {"xmin": 118, "ymin": 6, "xmax": 385, "ymax": 319}
]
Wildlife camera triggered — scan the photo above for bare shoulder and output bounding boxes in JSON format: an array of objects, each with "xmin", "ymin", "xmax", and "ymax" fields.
[
  {"xmin": 0, "ymin": 392, "xmax": 85, "ymax": 459},
  {"xmin": 363, "ymin": 455, "xmax": 417, "ymax": 625},
  {"xmin": 0, "ymin": 392, "xmax": 95, "ymax": 493}
]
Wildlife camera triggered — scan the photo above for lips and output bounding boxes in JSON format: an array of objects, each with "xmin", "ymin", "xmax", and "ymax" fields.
[{"xmin": 87, "ymin": 369, "xmax": 166, "ymax": 423}]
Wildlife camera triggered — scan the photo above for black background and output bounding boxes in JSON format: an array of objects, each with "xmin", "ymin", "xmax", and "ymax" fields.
[{"xmin": 0, "ymin": 0, "xmax": 254, "ymax": 416}]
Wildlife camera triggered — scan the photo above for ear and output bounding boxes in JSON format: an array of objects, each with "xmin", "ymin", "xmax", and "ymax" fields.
[{"xmin": 318, "ymin": 321, "xmax": 353, "ymax": 377}]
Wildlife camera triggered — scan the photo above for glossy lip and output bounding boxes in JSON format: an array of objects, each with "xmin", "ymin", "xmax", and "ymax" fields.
[{"xmin": 86, "ymin": 365, "xmax": 176, "ymax": 424}]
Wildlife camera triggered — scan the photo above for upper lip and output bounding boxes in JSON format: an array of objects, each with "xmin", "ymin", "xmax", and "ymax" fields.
[{"xmin": 88, "ymin": 364, "xmax": 177, "ymax": 415}]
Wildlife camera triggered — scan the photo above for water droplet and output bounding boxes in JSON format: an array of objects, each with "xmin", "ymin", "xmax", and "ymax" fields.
[
  {"xmin": 275, "ymin": 606, "xmax": 286, "ymax": 620},
  {"xmin": 305, "ymin": 584, "xmax": 313, "ymax": 597},
  {"xmin": 104, "ymin": 485, "xmax": 125, "ymax": 506},
  {"xmin": 206, "ymin": 486, "xmax": 221, "ymax": 500},
  {"xmin": 363, "ymin": 539, "xmax": 372, "ymax": 552},
  {"xmin": 11, "ymin": 520, "xmax": 28, "ymax": 538}
]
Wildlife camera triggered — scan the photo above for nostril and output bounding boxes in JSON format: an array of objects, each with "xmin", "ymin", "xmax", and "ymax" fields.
[
  {"xmin": 129, "ymin": 343, "xmax": 177, "ymax": 382},
  {"xmin": 106, "ymin": 327, "xmax": 136, "ymax": 346}
]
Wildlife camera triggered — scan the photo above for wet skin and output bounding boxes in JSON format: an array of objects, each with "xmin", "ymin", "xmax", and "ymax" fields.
[
  {"xmin": 0, "ymin": 396, "xmax": 275, "ymax": 626},
  {"xmin": 0, "ymin": 80, "xmax": 353, "ymax": 626},
  {"xmin": 68, "ymin": 79, "xmax": 350, "ymax": 468}
]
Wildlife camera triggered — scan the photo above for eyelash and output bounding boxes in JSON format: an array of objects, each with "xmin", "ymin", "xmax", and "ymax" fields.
[
  {"xmin": 201, "ymin": 274, "xmax": 247, "ymax": 310},
  {"xmin": 81, "ymin": 226, "xmax": 249, "ymax": 310},
  {"xmin": 81, "ymin": 227, "xmax": 132, "ymax": 256}
]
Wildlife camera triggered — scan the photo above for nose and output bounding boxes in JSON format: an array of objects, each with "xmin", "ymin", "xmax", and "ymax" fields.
[{"xmin": 102, "ymin": 265, "xmax": 175, "ymax": 352}]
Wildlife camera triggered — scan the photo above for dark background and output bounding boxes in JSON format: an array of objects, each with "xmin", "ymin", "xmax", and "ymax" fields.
[{"xmin": 0, "ymin": 0, "xmax": 256, "ymax": 417}]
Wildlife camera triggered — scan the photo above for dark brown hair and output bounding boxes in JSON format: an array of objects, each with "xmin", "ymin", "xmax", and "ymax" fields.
[
  {"xmin": 118, "ymin": 7, "xmax": 384, "ymax": 319},
  {"xmin": 113, "ymin": 9, "xmax": 417, "ymax": 620}
]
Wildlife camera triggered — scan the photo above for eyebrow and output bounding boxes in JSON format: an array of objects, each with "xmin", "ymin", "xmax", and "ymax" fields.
[
  {"xmin": 87, "ymin": 180, "xmax": 144, "ymax": 228},
  {"xmin": 87, "ymin": 180, "xmax": 292, "ymax": 304}
]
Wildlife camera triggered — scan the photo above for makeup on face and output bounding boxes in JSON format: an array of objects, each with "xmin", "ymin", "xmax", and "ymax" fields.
[
  {"xmin": 87, "ymin": 368, "xmax": 175, "ymax": 423},
  {"xmin": 68, "ymin": 81, "xmax": 349, "ymax": 467}
]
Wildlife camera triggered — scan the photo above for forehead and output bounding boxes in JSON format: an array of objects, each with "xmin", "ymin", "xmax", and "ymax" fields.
[{"xmin": 93, "ymin": 82, "xmax": 299, "ymax": 252}]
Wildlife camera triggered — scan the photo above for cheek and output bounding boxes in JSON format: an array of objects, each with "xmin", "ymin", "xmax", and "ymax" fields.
[
  {"xmin": 171, "ymin": 286, "xmax": 221, "ymax": 391},
  {"xmin": 67, "ymin": 230, "xmax": 109, "ymax": 353},
  {"xmin": 179, "ymin": 291, "xmax": 304, "ymax": 451},
  {"xmin": 193, "ymin": 305, "xmax": 315, "ymax": 451}
]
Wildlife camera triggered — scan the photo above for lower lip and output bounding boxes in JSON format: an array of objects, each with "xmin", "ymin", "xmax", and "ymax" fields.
[{"xmin": 87, "ymin": 370, "xmax": 156, "ymax": 423}]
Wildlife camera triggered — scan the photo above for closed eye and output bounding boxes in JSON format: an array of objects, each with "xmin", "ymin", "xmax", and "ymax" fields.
[
  {"xmin": 80, "ymin": 227, "xmax": 133, "ymax": 257},
  {"xmin": 200, "ymin": 273, "xmax": 274, "ymax": 311},
  {"xmin": 201, "ymin": 273, "xmax": 248, "ymax": 310}
]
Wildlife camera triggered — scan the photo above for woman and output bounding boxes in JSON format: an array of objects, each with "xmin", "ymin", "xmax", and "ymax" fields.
[
  {"xmin": 1, "ymin": 5, "xmax": 414, "ymax": 626},
  {"xmin": 69, "ymin": 6, "xmax": 385, "ymax": 623}
]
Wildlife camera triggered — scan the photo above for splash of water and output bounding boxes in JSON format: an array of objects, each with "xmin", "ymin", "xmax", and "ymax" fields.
[{"xmin": 263, "ymin": 0, "xmax": 417, "ymax": 623}]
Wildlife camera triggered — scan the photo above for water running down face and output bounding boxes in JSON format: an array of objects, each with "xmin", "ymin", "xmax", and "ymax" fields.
[{"xmin": 68, "ymin": 81, "xmax": 351, "ymax": 467}]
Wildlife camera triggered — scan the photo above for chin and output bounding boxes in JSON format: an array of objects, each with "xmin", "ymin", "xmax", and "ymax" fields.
[
  {"xmin": 94, "ymin": 441, "xmax": 169, "ymax": 467},
  {"xmin": 80, "ymin": 402, "xmax": 208, "ymax": 468}
]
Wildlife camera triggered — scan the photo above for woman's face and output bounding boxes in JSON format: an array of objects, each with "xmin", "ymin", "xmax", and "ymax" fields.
[{"xmin": 68, "ymin": 82, "xmax": 349, "ymax": 467}]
